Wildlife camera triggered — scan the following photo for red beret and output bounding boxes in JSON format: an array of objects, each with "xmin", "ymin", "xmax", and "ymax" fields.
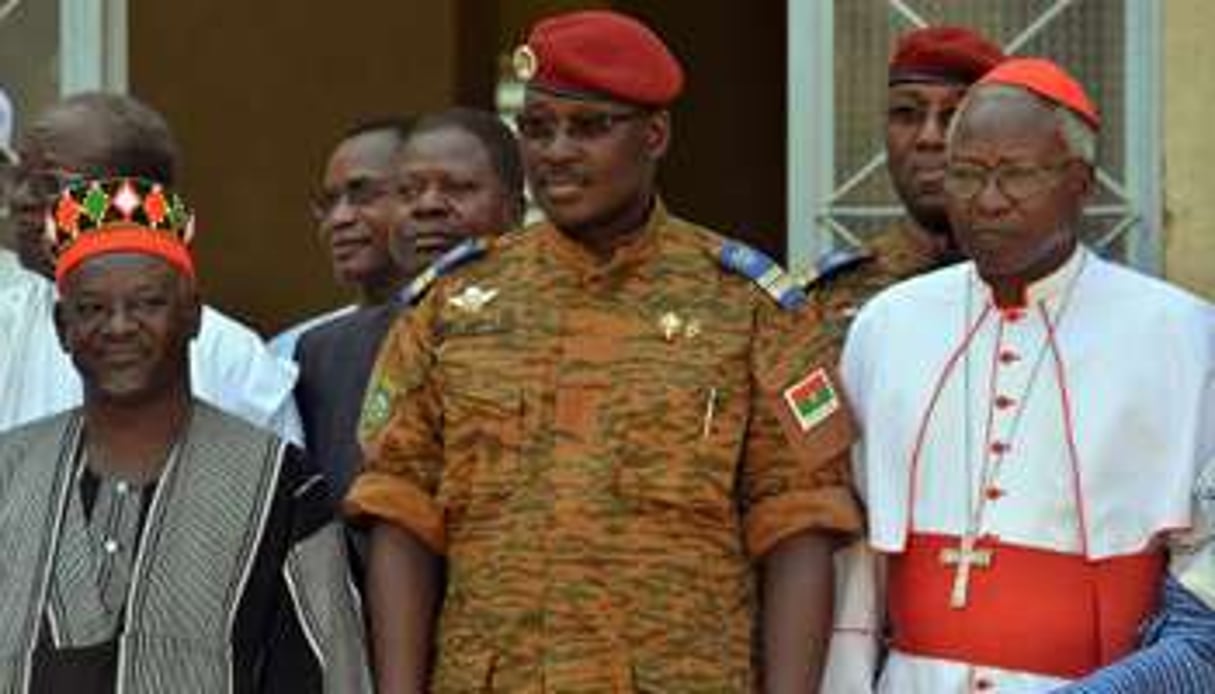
[
  {"xmin": 514, "ymin": 10, "xmax": 684, "ymax": 107},
  {"xmin": 889, "ymin": 26, "xmax": 1005, "ymax": 85},
  {"xmin": 977, "ymin": 57, "xmax": 1099, "ymax": 130}
]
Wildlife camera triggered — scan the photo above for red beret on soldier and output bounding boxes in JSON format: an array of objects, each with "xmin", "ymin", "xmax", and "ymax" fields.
[
  {"xmin": 513, "ymin": 9, "xmax": 685, "ymax": 107},
  {"xmin": 889, "ymin": 25, "xmax": 1005, "ymax": 85}
]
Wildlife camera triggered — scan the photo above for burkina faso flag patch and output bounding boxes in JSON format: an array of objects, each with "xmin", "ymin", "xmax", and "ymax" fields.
[{"xmin": 783, "ymin": 367, "xmax": 839, "ymax": 432}]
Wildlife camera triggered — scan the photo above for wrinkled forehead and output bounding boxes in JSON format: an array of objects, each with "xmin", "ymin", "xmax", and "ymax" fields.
[
  {"xmin": 521, "ymin": 86, "xmax": 633, "ymax": 115},
  {"xmin": 62, "ymin": 251, "xmax": 182, "ymax": 294},
  {"xmin": 330, "ymin": 129, "xmax": 403, "ymax": 170},
  {"xmin": 951, "ymin": 87, "xmax": 1061, "ymax": 149},
  {"xmin": 888, "ymin": 80, "xmax": 969, "ymax": 106},
  {"xmin": 402, "ymin": 127, "xmax": 491, "ymax": 172}
]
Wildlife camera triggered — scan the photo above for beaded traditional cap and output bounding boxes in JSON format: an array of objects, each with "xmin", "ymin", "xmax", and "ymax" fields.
[{"xmin": 47, "ymin": 177, "xmax": 196, "ymax": 287}]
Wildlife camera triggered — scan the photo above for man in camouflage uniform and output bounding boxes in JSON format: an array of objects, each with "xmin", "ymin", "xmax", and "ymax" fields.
[
  {"xmin": 345, "ymin": 9, "xmax": 862, "ymax": 693},
  {"xmin": 809, "ymin": 26, "xmax": 1004, "ymax": 344}
]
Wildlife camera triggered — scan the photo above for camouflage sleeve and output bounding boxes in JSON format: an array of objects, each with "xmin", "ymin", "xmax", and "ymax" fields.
[
  {"xmin": 810, "ymin": 264, "xmax": 896, "ymax": 364},
  {"xmin": 740, "ymin": 300, "xmax": 864, "ymax": 558},
  {"xmin": 342, "ymin": 291, "xmax": 446, "ymax": 553}
]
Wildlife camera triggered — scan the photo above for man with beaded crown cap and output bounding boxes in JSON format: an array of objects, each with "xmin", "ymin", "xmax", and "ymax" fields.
[
  {"xmin": 825, "ymin": 57, "xmax": 1215, "ymax": 691},
  {"xmin": 1, "ymin": 92, "xmax": 300, "ymax": 440},
  {"xmin": 0, "ymin": 176, "xmax": 371, "ymax": 693},
  {"xmin": 345, "ymin": 8, "xmax": 862, "ymax": 692},
  {"xmin": 806, "ymin": 26, "xmax": 1004, "ymax": 348}
]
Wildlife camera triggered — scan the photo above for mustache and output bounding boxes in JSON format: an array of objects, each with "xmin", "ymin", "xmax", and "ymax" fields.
[
  {"xmin": 533, "ymin": 167, "xmax": 590, "ymax": 186},
  {"xmin": 968, "ymin": 225, "xmax": 1018, "ymax": 235}
]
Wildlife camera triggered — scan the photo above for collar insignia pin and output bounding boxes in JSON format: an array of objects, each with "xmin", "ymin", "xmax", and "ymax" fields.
[
  {"xmin": 685, "ymin": 319, "xmax": 702, "ymax": 339},
  {"xmin": 449, "ymin": 285, "xmax": 499, "ymax": 313},
  {"xmin": 659, "ymin": 311, "xmax": 683, "ymax": 342}
]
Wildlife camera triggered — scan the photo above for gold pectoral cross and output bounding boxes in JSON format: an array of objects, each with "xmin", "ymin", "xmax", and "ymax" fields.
[{"xmin": 939, "ymin": 536, "xmax": 993, "ymax": 609}]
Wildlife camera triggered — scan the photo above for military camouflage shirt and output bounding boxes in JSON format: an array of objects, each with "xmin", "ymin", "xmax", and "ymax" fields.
[
  {"xmin": 346, "ymin": 202, "xmax": 862, "ymax": 692},
  {"xmin": 810, "ymin": 219, "xmax": 952, "ymax": 353}
]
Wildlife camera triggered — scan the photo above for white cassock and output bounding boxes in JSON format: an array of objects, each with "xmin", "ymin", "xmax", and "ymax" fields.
[
  {"xmin": 0, "ymin": 249, "xmax": 302, "ymax": 442},
  {"xmin": 824, "ymin": 246, "xmax": 1215, "ymax": 692}
]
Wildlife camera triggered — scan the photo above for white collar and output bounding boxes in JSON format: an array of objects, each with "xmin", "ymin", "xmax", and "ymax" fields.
[
  {"xmin": 974, "ymin": 244, "xmax": 1088, "ymax": 310},
  {"xmin": 0, "ymin": 248, "xmax": 20, "ymax": 287}
]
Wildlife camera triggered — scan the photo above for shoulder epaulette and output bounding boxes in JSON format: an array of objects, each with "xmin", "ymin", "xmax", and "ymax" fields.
[
  {"xmin": 398, "ymin": 237, "xmax": 491, "ymax": 305},
  {"xmin": 800, "ymin": 246, "xmax": 875, "ymax": 289},
  {"xmin": 717, "ymin": 240, "xmax": 807, "ymax": 310}
]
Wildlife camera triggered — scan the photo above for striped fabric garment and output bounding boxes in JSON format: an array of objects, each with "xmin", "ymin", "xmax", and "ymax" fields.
[{"xmin": 1057, "ymin": 576, "xmax": 1215, "ymax": 693}]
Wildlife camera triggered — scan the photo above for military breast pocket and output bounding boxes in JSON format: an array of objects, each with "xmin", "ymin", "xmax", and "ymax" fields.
[
  {"xmin": 613, "ymin": 382, "xmax": 744, "ymax": 522},
  {"xmin": 439, "ymin": 383, "xmax": 524, "ymax": 518}
]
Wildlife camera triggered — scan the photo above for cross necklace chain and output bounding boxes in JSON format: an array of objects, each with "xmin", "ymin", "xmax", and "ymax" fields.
[{"xmin": 940, "ymin": 257, "xmax": 1086, "ymax": 609}]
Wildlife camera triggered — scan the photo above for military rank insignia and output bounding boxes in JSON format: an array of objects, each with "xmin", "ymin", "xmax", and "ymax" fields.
[
  {"xmin": 400, "ymin": 237, "xmax": 491, "ymax": 305},
  {"xmin": 359, "ymin": 378, "xmax": 396, "ymax": 441},
  {"xmin": 782, "ymin": 367, "xmax": 840, "ymax": 432},
  {"xmin": 798, "ymin": 246, "xmax": 874, "ymax": 290},
  {"xmin": 716, "ymin": 240, "xmax": 807, "ymax": 310}
]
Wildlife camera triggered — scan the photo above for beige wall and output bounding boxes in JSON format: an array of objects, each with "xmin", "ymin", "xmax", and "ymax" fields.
[
  {"xmin": 131, "ymin": 0, "xmax": 458, "ymax": 332},
  {"xmin": 129, "ymin": 0, "xmax": 787, "ymax": 331},
  {"xmin": 1164, "ymin": 0, "xmax": 1215, "ymax": 300}
]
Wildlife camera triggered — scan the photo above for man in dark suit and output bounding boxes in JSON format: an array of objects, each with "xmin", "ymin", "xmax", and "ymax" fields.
[{"xmin": 293, "ymin": 108, "xmax": 525, "ymax": 519}]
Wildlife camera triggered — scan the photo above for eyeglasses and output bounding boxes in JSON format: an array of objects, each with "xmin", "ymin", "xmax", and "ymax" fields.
[
  {"xmin": 514, "ymin": 110, "xmax": 645, "ymax": 143},
  {"xmin": 310, "ymin": 177, "xmax": 396, "ymax": 220},
  {"xmin": 944, "ymin": 160, "xmax": 1074, "ymax": 203}
]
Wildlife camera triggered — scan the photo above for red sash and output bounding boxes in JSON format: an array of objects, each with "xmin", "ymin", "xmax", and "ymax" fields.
[{"xmin": 887, "ymin": 532, "xmax": 1163, "ymax": 679}]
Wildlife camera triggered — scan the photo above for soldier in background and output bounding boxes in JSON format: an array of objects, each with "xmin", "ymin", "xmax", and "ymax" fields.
[
  {"xmin": 808, "ymin": 26, "xmax": 1004, "ymax": 345},
  {"xmin": 345, "ymin": 9, "xmax": 862, "ymax": 692}
]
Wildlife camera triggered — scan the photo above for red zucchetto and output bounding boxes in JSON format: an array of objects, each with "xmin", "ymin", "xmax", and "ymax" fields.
[
  {"xmin": 977, "ymin": 57, "xmax": 1100, "ymax": 130},
  {"xmin": 889, "ymin": 26, "xmax": 1005, "ymax": 86},
  {"xmin": 513, "ymin": 10, "xmax": 685, "ymax": 107}
]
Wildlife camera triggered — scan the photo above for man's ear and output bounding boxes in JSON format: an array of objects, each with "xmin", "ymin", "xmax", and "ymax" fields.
[
  {"xmin": 642, "ymin": 110, "xmax": 671, "ymax": 160},
  {"xmin": 53, "ymin": 300, "xmax": 71, "ymax": 353},
  {"xmin": 1068, "ymin": 160, "xmax": 1095, "ymax": 200},
  {"xmin": 178, "ymin": 276, "xmax": 202, "ymax": 341},
  {"xmin": 186, "ymin": 289, "xmax": 202, "ymax": 341}
]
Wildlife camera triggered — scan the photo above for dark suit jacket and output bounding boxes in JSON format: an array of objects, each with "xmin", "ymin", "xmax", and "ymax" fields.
[{"xmin": 293, "ymin": 301, "xmax": 403, "ymax": 499}]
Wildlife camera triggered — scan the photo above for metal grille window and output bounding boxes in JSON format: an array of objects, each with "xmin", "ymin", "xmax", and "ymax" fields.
[
  {"xmin": 0, "ymin": 0, "xmax": 125, "ymax": 225},
  {"xmin": 0, "ymin": 0, "xmax": 126, "ymax": 142},
  {"xmin": 788, "ymin": 1, "xmax": 1161, "ymax": 276}
]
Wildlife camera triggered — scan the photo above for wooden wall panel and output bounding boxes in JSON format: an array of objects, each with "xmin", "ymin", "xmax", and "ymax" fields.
[{"xmin": 130, "ymin": 0, "xmax": 458, "ymax": 332}]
